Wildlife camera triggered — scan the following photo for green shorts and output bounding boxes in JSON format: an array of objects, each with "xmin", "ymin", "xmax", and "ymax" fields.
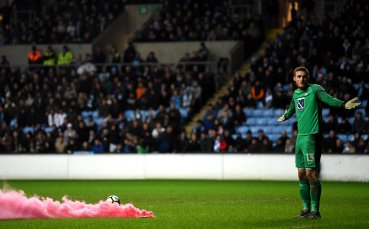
[{"xmin": 295, "ymin": 134, "xmax": 322, "ymax": 169}]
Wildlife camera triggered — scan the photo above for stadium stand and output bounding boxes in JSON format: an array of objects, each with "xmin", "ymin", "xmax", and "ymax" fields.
[{"xmin": 0, "ymin": 0, "xmax": 368, "ymax": 154}]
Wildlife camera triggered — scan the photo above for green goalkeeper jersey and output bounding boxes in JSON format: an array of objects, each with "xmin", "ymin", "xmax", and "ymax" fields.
[{"xmin": 284, "ymin": 84, "xmax": 345, "ymax": 135}]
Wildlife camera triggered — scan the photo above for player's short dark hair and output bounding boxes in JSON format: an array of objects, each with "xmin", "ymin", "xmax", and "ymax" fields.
[{"xmin": 293, "ymin": 66, "xmax": 309, "ymax": 77}]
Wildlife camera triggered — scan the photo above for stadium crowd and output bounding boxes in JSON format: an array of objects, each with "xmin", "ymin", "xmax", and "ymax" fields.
[
  {"xmin": 0, "ymin": 0, "xmax": 125, "ymax": 44},
  {"xmin": 0, "ymin": 0, "xmax": 368, "ymax": 154},
  {"xmin": 197, "ymin": 0, "xmax": 369, "ymax": 154},
  {"xmin": 0, "ymin": 41, "xmax": 219, "ymax": 153},
  {"xmin": 135, "ymin": 0, "xmax": 264, "ymax": 55}
]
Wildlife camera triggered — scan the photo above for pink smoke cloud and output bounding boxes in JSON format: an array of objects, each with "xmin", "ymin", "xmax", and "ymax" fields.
[{"xmin": 0, "ymin": 189, "xmax": 154, "ymax": 219}]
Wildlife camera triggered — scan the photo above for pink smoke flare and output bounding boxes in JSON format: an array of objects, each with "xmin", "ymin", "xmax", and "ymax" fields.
[{"xmin": 0, "ymin": 189, "xmax": 154, "ymax": 219}]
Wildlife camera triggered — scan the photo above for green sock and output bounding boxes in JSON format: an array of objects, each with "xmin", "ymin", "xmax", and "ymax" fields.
[
  {"xmin": 310, "ymin": 180, "xmax": 321, "ymax": 212},
  {"xmin": 299, "ymin": 180, "xmax": 311, "ymax": 210}
]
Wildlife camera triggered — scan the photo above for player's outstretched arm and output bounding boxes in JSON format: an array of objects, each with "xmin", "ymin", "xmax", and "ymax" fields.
[
  {"xmin": 277, "ymin": 115, "xmax": 286, "ymax": 122},
  {"xmin": 278, "ymin": 101, "xmax": 295, "ymax": 122},
  {"xmin": 344, "ymin": 97, "xmax": 361, "ymax": 109}
]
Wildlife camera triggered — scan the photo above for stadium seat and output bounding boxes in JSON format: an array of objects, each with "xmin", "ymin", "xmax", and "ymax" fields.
[
  {"xmin": 243, "ymin": 108, "xmax": 253, "ymax": 117},
  {"xmin": 252, "ymin": 109, "xmax": 263, "ymax": 117},
  {"xmin": 269, "ymin": 134, "xmax": 280, "ymax": 142},
  {"xmin": 250, "ymin": 126, "xmax": 261, "ymax": 135},
  {"xmin": 362, "ymin": 100, "xmax": 367, "ymax": 108},
  {"xmin": 273, "ymin": 109, "xmax": 285, "ymax": 117},
  {"xmin": 267, "ymin": 118, "xmax": 277, "ymax": 125},
  {"xmin": 10, "ymin": 119, "xmax": 17, "ymax": 127},
  {"xmin": 124, "ymin": 110, "xmax": 135, "ymax": 121},
  {"xmin": 236, "ymin": 126, "xmax": 249, "ymax": 134},
  {"xmin": 262, "ymin": 126, "xmax": 275, "ymax": 135},
  {"xmin": 91, "ymin": 110, "xmax": 99, "ymax": 119},
  {"xmin": 246, "ymin": 117, "xmax": 257, "ymax": 125},
  {"xmin": 256, "ymin": 117, "xmax": 269, "ymax": 126},
  {"xmin": 23, "ymin": 127, "xmax": 35, "ymax": 133},
  {"xmin": 179, "ymin": 108, "xmax": 189, "ymax": 118},
  {"xmin": 337, "ymin": 134, "xmax": 349, "ymax": 142},
  {"xmin": 322, "ymin": 109, "xmax": 330, "ymax": 117},
  {"xmin": 263, "ymin": 109, "xmax": 274, "ymax": 117},
  {"xmin": 95, "ymin": 118, "xmax": 105, "ymax": 128}
]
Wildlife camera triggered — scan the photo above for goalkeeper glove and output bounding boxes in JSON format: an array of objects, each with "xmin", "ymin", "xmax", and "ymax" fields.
[
  {"xmin": 277, "ymin": 115, "xmax": 286, "ymax": 122},
  {"xmin": 344, "ymin": 97, "xmax": 360, "ymax": 109}
]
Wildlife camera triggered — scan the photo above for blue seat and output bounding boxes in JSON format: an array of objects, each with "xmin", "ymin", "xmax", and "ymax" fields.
[
  {"xmin": 273, "ymin": 109, "xmax": 285, "ymax": 117},
  {"xmin": 179, "ymin": 108, "xmax": 189, "ymax": 118},
  {"xmin": 263, "ymin": 109, "xmax": 274, "ymax": 117},
  {"xmin": 337, "ymin": 134, "xmax": 349, "ymax": 142},
  {"xmin": 10, "ymin": 119, "xmax": 17, "ymax": 127},
  {"xmin": 362, "ymin": 100, "xmax": 367, "ymax": 107},
  {"xmin": 236, "ymin": 126, "xmax": 249, "ymax": 134},
  {"xmin": 256, "ymin": 117, "xmax": 269, "ymax": 126},
  {"xmin": 81, "ymin": 111, "xmax": 90, "ymax": 118},
  {"xmin": 269, "ymin": 134, "xmax": 280, "ymax": 142},
  {"xmin": 243, "ymin": 108, "xmax": 253, "ymax": 117},
  {"xmin": 91, "ymin": 110, "xmax": 99, "ymax": 119},
  {"xmin": 270, "ymin": 125, "xmax": 289, "ymax": 135},
  {"xmin": 267, "ymin": 118, "xmax": 277, "ymax": 125},
  {"xmin": 284, "ymin": 118, "xmax": 296, "ymax": 125},
  {"xmin": 252, "ymin": 109, "xmax": 263, "ymax": 117},
  {"xmin": 95, "ymin": 118, "xmax": 105, "ymax": 128},
  {"xmin": 353, "ymin": 83, "xmax": 360, "ymax": 90},
  {"xmin": 124, "ymin": 110, "xmax": 135, "ymax": 121},
  {"xmin": 247, "ymin": 118, "xmax": 258, "ymax": 126},
  {"xmin": 250, "ymin": 126, "xmax": 261, "ymax": 135},
  {"xmin": 23, "ymin": 127, "xmax": 35, "ymax": 133},
  {"xmin": 322, "ymin": 109, "xmax": 330, "ymax": 117},
  {"xmin": 262, "ymin": 126, "xmax": 275, "ymax": 135},
  {"xmin": 348, "ymin": 117, "xmax": 355, "ymax": 124}
]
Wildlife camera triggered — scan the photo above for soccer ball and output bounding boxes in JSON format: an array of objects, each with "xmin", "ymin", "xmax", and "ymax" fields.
[{"xmin": 106, "ymin": 195, "xmax": 120, "ymax": 205}]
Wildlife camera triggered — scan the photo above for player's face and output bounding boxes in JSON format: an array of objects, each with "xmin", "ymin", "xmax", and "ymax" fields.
[{"xmin": 293, "ymin": 71, "xmax": 309, "ymax": 89}]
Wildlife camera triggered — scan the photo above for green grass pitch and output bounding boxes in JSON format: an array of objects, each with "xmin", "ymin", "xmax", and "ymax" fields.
[{"xmin": 1, "ymin": 180, "xmax": 369, "ymax": 229}]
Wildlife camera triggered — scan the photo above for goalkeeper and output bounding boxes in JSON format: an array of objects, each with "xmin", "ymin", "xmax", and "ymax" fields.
[{"xmin": 277, "ymin": 66, "xmax": 360, "ymax": 219}]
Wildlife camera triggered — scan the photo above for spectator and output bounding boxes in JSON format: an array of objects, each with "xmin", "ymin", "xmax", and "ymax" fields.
[
  {"xmin": 324, "ymin": 114, "xmax": 338, "ymax": 133},
  {"xmin": 28, "ymin": 46, "xmax": 43, "ymax": 66},
  {"xmin": 213, "ymin": 134, "xmax": 227, "ymax": 153},
  {"xmin": 146, "ymin": 51, "xmax": 159, "ymax": 63},
  {"xmin": 247, "ymin": 138, "xmax": 261, "ymax": 153},
  {"xmin": 58, "ymin": 45, "xmax": 74, "ymax": 65},
  {"xmin": 273, "ymin": 139, "xmax": 285, "ymax": 152},
  {"xmin": 43, "ymin": 46, "xmax": 56, "ymax": 67},
  {"xmin": 343, "ymin": 141, "xmax": 356, "ymax": 154},
  {"xmin": 333, "ymin": 139, "xmax": 345, "ymax": 153},
  {"xmin": 336, "ymin": 117, "xmax": 352, "ymax": 134},
  {"xmin": 352, "ymin": 111, "xmax": 366, "ymax": 133},
  {"xmin": 197, "ymin": 42, "xmax": 209, "ymax": 61},
  {"xmin": 187, "ymin": 132, "xmax": 201, "ymax": 152},
  {"xmin": 232, "ymin": 104, "xmax": 246, "ymax": 126},
  {"xmin": 175, "ymin": 130, "xmax": 188, "ymax": 153},
  {"xmin": 55, "ymin": 134, "xmax": 67, "ymax": 153},
  {"xmin": 233, "ymin": 133, "xmax": 245, "ymax": 153},
  {"xmin": 251, "ymin": 80, "xmax": 265, "ymax": 108},
  {"xmin": 0, "ymin": 55, "xmax": 10, "ymax": 71},
  {"xmin": 324, "ymin": 130, "xmax": 338, "ymax": 153},
  {"xmin": 200, "ymin": 129, "xmax": 216, "ymax": 152},
  {"xmin": 284, "ymin": 139, "xmax": 295, "ymax": 153},
  {"xmin": 91, "ymin": 139, "xmax": 104, "ymax": 153}
]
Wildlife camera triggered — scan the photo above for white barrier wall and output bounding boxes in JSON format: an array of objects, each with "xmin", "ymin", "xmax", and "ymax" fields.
[{"xmin": 0, "ymin": 154, "xmax": 368, "ymax": 181}]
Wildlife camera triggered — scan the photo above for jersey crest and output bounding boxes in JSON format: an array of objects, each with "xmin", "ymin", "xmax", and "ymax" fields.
[{"xmin": 297, "ymin": 98, "xmax": 305, "ymax": 110}]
